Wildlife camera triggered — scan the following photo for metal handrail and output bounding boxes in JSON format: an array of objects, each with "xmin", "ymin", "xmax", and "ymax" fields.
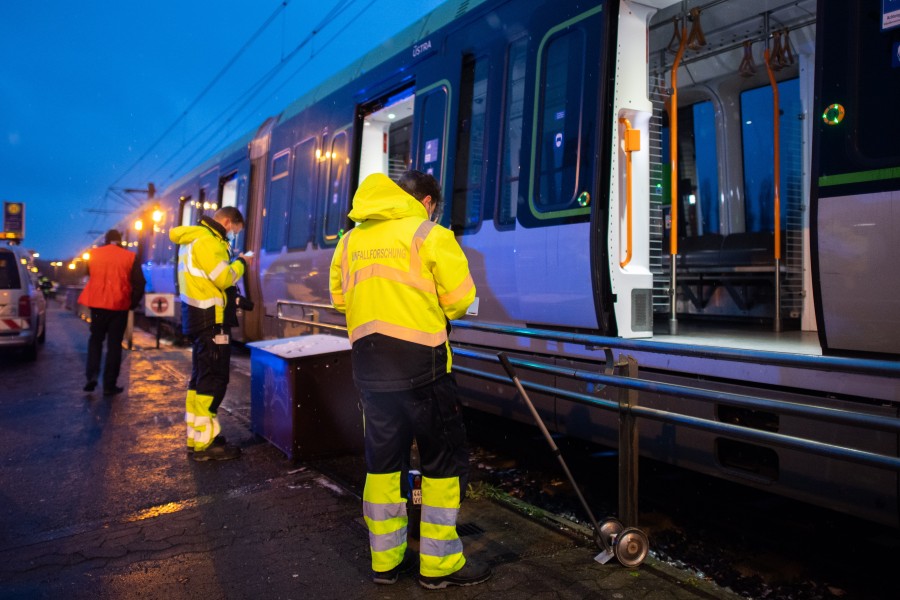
[
  {"xmin": 764, "ymin": 39, "xmax": 783, "ymax": 333},
  {"xmin": 454, "ymin": 347, "xmax": 900, "ymax": 434},
  {"xmin": 275, "ymin": 299, "xmax": 347, "ymax": 333},
  {"xmin": 449, "ymin": 319, "xmax": 900, "ymax": 378},
  {"xmin": 668, "ymin": 25, "xmax": 687, "ymax": 335},
  {"xmin": 452, "ymin": 350, "xmax": 900, "ymax": 472}
]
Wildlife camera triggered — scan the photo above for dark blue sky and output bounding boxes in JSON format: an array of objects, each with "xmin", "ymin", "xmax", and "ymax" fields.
[{"xmin": 1, "ymin": 0, "xmax": 445, "ymax": 260}]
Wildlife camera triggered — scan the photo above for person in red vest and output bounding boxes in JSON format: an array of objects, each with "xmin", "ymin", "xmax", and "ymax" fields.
[{"xmin": 78, "ymin": 229, "xmax": 146, "ymax": 395}]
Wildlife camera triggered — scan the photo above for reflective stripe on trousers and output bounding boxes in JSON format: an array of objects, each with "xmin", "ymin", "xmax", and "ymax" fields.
[
  {"xmin": 192, "ymin": 392, "xmax": 221, "ymax": 451},
  {"xmin": 419, "ymin": 475, "xmax": 465, "ymax": 577},
  {"xmin": 185, "ymin": 389, "xmax": 197, "ymax": 449},
  {"xmin": 363, "ymin": 472, "xmax": 408, "ymax": 573}
]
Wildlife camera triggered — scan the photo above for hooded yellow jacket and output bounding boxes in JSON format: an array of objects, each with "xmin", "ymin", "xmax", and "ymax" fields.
[
  {"xmin": 169, "ymin": 216, "xmax": 245, "ymax": 334},
  {"xmin": 330, "ymin": 174, "xmax": 475, "ymax": 388}
]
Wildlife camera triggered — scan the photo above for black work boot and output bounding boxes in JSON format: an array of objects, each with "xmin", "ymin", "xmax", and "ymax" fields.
[
  {"xmin": 419, "ymin": 559, "xmax": 492, "ymax": 589},
  {"xmin": 372, "ymin": 549, "xmax": 417, "ymax": 585},
  {"xmin": 192, "ymin": 439, "xmax": 241, "ymax": 462}
]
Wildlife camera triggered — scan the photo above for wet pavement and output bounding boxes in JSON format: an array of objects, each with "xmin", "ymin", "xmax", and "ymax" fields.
[{"xmin": 0, "ymin": 302, "xmax": 742, "ymax": 599}]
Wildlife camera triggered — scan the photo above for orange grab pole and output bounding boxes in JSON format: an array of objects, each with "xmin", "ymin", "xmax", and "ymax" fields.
[
  {"xmin": 669, "ymin": 26, "xmax": 687, "ymax": 257},
  {"xmin": 764, "ymin": 48, "xmax": 781, "ymax": 260},
  {"xmin": 619, "ymin": 118, "xmax": 639, "ymax": 268}
]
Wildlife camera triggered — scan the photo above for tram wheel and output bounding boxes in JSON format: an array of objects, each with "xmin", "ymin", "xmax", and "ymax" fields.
[
  {"xmin": 598, "ymin": 517, "xmax": 624, "ymax": 548},
  {"xmin": 614, "ymin": 527, "xmax": 649, "ymax": 568}
]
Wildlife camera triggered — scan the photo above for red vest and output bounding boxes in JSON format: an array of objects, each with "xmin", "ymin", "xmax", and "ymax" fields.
[{"xmin": 77, "ymin": 244, "xmax": 136, "ymax": 311}]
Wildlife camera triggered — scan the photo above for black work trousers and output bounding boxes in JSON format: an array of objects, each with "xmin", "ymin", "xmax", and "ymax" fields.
[
  {"xmin": 85, "ymin": 308, "xmax": 128, "ymax": 390},
  {"xmin": 188, "ymin": 326, "xmax": 231, "ymax": 414},
  {"xmin": 360, "ymin": 374, "xmax": 469, "ymax": 494}
]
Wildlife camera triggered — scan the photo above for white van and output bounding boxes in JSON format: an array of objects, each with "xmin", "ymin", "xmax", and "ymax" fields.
[{"xmin": 0, "ymin": 243, "xmax": 47, "ymax": 360}]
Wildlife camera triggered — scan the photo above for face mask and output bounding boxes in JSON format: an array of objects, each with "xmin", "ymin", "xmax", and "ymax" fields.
[{"xmin": 226, "ymin": 229, "xmax": 236, "ymax": 242}]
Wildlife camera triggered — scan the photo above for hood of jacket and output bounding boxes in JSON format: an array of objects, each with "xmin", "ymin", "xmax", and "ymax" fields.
[
  {"xmin": 169, "ymin": 216, "xmax": 226, "ymax": 246},
  {"xmin": 347, "ymin": 173, "xmax": 428, "ymax": 223}
]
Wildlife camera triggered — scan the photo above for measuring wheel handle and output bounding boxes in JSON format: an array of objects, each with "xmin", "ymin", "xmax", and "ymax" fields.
[
  {"xmin": 614, "ymin": 527, "xmax": 650, "ymax": 568},
  {"xmin": 498, "ymin": 352, "xmax": 517, "ymax": 379}
]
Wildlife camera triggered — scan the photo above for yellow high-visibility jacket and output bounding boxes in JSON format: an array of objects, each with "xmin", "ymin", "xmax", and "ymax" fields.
[
  {"xmin": 330, "ymin": 174, "xmax": 475, "ymax": 350},
  {"xmin": 170, "ymin": 217, "xmax": 245, "ymax": 334}
]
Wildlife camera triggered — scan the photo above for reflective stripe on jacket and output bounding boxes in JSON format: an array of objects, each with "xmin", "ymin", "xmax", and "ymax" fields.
[
  {"xmin": 77, "ymin": 244, "xmax": 136, "ymax": 311},
  {"xmin": 329, "ymin": 174, "xmax": 475, "ymax": 348},
  {"xmin": 169, "ymin": 217, "xmax": 244, "ymax": 329}
]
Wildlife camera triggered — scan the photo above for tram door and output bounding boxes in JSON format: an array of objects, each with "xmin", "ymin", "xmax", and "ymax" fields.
[
  {"xmin": 217, "ymin": 163, "xmax": 254, "ymax": 341},
  {"xmin": 357, "ymin": 87, "xmax": 415, "ymax": 184}
]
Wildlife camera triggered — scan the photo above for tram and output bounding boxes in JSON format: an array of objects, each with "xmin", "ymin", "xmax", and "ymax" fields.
[{"xmin": 107, "ymin": 0, "xmax": 900, "ymax": 525}]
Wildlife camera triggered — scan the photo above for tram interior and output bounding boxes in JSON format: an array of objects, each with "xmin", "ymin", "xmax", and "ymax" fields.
[
  {"xmin": 358, "ymin": 93, "xmax": 414, "ymax": 183},
  {"xmin": 645, "ymin": 0, "xmax": 818, "ymax": 351}
]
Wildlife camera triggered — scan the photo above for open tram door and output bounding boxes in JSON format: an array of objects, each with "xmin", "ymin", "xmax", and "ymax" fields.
[
  {"xmin": 354, "ymin": 86, "xmax": 416, "ymax": 186},
  {"xmin": 599, "ymin": 1, "xmax": 661, "ymax": 339},
  {"xmin": 217, "ymin": 160, "xmax": 254, "ymax": 342},
  {"xmin": 237, "ymin": 117, "xmax": 278, "ymax": 342}
]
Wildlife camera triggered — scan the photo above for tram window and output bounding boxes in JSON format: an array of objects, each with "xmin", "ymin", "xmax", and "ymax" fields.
[
  {"xmin": 498, "ymin": 37, "xmax": 527, "ymax": 227},
  {"xmin": 417, "ymin": 87, "xmax": 448, "ymax": 205},
  {"xmin": 668, "ymin": 101, "xmax": 719, "ymax": 237},
  {"xmin": 180, "ymin": 196, "xmax": 194, "ymax": 227},
  {"xmin": 740, "ymin": 79, "xmax": 801, "ymax": 233},
  {"xmin": 852, "ymin": 10, "xmax": 900, "ymax": 163},
  {"xmin": 219, "ymin": 173, "xmax": 243, "ymax": 248},
  {"xmin": 534, "ymin": 29, "xmax": 585, "ymax": 213},
  {"xmin": 452, "ymin": 54, "xmax": 489, "ymax": 234},
  {"xmin": 265, "ymin": 150, "xmax": 290, "ymax": 252},
  {"xmin": 220, "ymin": 174, "xmax": 238, "ymax": 209},
  {"xmin": 288, "ymin": 138, "xmax": 317, "ymax": 250},
  {"xmin": 322, "ymin": 132, "xmax": 349, "ymax": 245}
]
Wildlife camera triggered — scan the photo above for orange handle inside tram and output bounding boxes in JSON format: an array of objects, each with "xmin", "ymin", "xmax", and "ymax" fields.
[
  {"xmin": 619, "ymin": 118, "xmax": 640, "ymax": 268},
  {"xmin": 764, "ymin": 47, "xmax": 782, "ymax": 261},
  {"xmin": 669, "ymin": 25, "xmax": 687, "ymax": 257}
]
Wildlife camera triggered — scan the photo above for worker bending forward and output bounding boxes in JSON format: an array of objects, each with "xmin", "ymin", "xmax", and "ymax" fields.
[{"xmin": 330, "ymin": 171, "xmax": 490, "ymax": 589}]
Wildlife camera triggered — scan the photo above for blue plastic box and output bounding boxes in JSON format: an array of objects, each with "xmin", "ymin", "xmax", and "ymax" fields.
[{"xmin": 248, "ymin": 335, "xmax": 362, "ymax": 460}]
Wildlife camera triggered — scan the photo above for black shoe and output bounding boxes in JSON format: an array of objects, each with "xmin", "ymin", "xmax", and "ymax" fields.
[
  {"xmin": 419, "ymin": 560, "xmax": 492, "ymax": 590},
  {"xmin": 83, "ymin": 380, "xmax": 97, "ymax": 392},
  {"xmin": 372, "ymin": 549, "xmax": 417, "ymax": 585},
  {"xmin": 192, "ymin": 442, "xmax": 241, "ymax": 462},
  {"xmin": 103, "ymin": 386, "xmax": 124, "ymax": 396}
]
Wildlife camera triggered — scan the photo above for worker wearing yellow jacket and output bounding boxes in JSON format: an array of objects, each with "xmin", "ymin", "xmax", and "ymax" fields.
[
  {"xmin": 170, "ymin": 207, "xmax": 250, "ymax": 461},
  {"xmin": 330, "ymin": 171, "xmax": 490, "ymax": 589}
]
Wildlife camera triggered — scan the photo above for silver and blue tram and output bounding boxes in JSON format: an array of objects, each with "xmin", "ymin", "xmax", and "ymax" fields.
[{"xmin": 114, "ymin": 0, "xmax": 899, "ymax": 525}]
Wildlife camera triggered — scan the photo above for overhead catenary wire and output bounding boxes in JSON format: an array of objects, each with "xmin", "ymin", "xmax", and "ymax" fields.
[
  {"xmin": 106, "ymin": 0, "xmax": 291, "ymax": 192},
  {"xmin": 212, "ymin": 0, "xmax": 380, "ymax": 148},
  {"xmin": 153, "ymin": 0, "xmax": 360, "ymax": 186}
]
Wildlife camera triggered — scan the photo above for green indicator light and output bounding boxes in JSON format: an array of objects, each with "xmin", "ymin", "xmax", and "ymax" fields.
[{"xmin": 822, "ymin": 103, "xmax": 845, "ymax": 126}]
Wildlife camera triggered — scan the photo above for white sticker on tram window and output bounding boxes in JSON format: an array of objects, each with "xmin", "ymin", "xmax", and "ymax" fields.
[
  {"xmin": 424, "ymin": 139, "xmax": 438, "ymax": 163},
  {"xmin": 884, "ymin": 0, "xmax": 900, "ymax": 31}
]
